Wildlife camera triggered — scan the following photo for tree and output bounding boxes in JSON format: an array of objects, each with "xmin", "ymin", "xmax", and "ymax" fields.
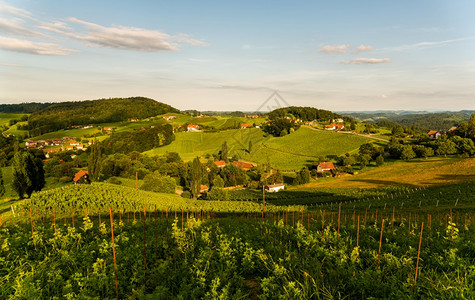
[
  {"xmin": 88, "ymin": 140, "xmax": 102, "ymax": 181},
  {"xmin": 248, "ymin": 140, "xmax": 253, "ymax": 153},
  {"xmin": 11, "ymin": 151, "xmax": 45, "ymax": 199},
  {"xmin": 400, "ymin": 145, "xmax": 416, "ymax": 160},
  {"xmin": 436, "ymin": 139, "xmax": 457, "ymax": 157},
  {"xmin": 0, "ymin": 168, "xmax": 5, "ymax": 197},
  {"xmin": 221, "ymin": 141, "xmax": 228, "ymax": 162},
  {"xmin": 468, "ymin": 114, "xmax": 475, "ymax": 139},
  {"xmin": 190, "ymin": 157, "xmax": 202, "ymax": 199},
  {"xmin": 208, "ymin": 187, "xmax": 229, "ymax": 201},
  {"xmin": 140, "ymin": 173, "xmax": 175, "ymax": 193},
  {"xmin": 212, "ymin": 175, "xmax": 224, "ymax": 188},
  {"xmin": 375, "ymin": 155, "xmax": 384, "ymax": 166}
]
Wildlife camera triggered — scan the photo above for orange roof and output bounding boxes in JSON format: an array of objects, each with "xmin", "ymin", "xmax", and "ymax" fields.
[
  {"xmin": 213, "ymin": 160, "xmax": 226, "ymax": 167},
  {"xmin": 187, "ymin": 124, "xmax": 199, "ymax": 128},
  {"xmin": 73, "ymin": 170, "xmax": 89, "ymax": 182},
  {"xmin": 232, "ymin": 160, "xmax": 254, "ymax": 169},
  {"xmin": 200, "ymin": 185, "xmax": 209, "ymax": 193},
  {"xmin": 241, "ymin": 123, "xmax": 252, "ymax": 128},
  {"xmin": 427, "ymin": 130, "xmax": 439, "ymax": 135},
  {"xmin": 318, "ymin": 162, "xmax": 335, "ymax": 170}
]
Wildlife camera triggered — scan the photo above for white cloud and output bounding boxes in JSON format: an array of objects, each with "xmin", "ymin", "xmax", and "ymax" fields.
[
  {"xmin": 383, "ymin": 37, "xmax": 475, "ymax": 52},
  {"xmin": 174, "ymin": 33, "xmax": 207, "ymax": 46},
  {"xmin": 356, "ymin": 44, "xmax": 373, "ymax": 52},
  {"xmin": 0, "ymin": 36, "xmax": 76, "ymax": 55},
  {"xmin": 341, "ymin": 58, "xmax": 391, "ymax": 64},
  {"xmin": 0, "ymin": 18, "xmax": 47, "ymax": 37},
  {"xmin": 318, "ymin": 44, "xmax": 349, "ymax": 54},
  {"xmin": 64, "ymin": 17, "xmax": 179, "ymax": 52}
]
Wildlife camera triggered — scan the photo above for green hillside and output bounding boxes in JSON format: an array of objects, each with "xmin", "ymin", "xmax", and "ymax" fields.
[
  {"xmin": 145, "ymin": 126, "xmax": 376, "ymax": 170},
  {"xmin": 27, "ymin": 97, "xmax": 179, "ymax": 136}
]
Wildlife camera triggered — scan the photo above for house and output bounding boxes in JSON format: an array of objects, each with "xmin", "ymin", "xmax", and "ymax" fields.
[
  {"xmin": 333, "ymin": 118, "xmax": 344, "ymax": 123},
  {"xmin": 25, "ymin": 141, "xmax": 36, "ymax": 147},
  {"xmin": 428, "ymin": 130, "xmax": 442, "ymax": 139},
  {"xmin": 448, "ymin": 126, "xmax": 457, "ymax": 132},
  {"xmin": 129, "ymin": 118, "xmax": 139, "ymax": 122},
  {"xmin": 163, "ymin": 116, "xmax": 176, "ymax": 121},
  {"xmin": 70, "ymin": 141, "xmax": 80, "ymax": 146},
  {"xmin": 200, "ymin": 185, "xmax": 209, "ymax": 193},
  {"xmin": 213, "ymin": 160, "xmax": 226, "ymax": 168},
  {"xmin": 324, "ymin": 124, "xmax": 345, "ymax": 131},
  {"xmin": 305, "ymin": 121, "xmax": 314, "ymax": 126},
  {"xmin": 65, "ymin": 146, "xmax": 74, "ymax": 151},
  {"xmin": 240, "ymin": 123, "xmax": 252, "ymax": 129},
  {"xmin": 76, "ymin": 144, "xmax": 85, "ymax": 150},
  {"xmin": 187, "ymin": 124, "xmax": 200, "ymax": 132},
  {"xmin": 232, "ymin": 160, "xmax": 255, "ymax": 170},
  {"xmin": 317, "ymin": 162, "xmax": 336, "ymax": 174},
  {"xmin": 265, "ymin": 183, "xmax": 285, "ymax": 193},
  {"xmin": 73, "ymin": 170, "xmax": 90, "ymax": 184}
]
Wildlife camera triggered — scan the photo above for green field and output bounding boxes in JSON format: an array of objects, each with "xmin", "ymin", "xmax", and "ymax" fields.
[{"xmin": 145, "ymin": 127, "xmax": 377, "ymax": 170}]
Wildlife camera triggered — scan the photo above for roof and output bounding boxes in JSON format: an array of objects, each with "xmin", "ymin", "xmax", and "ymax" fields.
[
  {"xmin": 187, "ymin": 124, "xmax": 199, "ymax": 128},
  {"xmin": 448, "ymin": 126, "xmax": 457, "ymax": 132},
  {"xmin": 241, "ymin": 123, "xmax": 252, "ymax": 128},
  {"xmin": 213, "ymin": 160, "xmax": 226, "ymax": 167},
  {"xmin": 427, "ymin": 130, "xmax": 439, "ymax": 135},
  {"xmin": 73, "ymin": 170, "xmax": 89, "ymax": 182},
  {"xmin": 200, "ymin": 185, "xmax": 209, "ymax": 192},
  {"xmin": 232, "ymin": 160, "xmax": 255, "ymax": 169},
  {"xmin": 318, "ymin": 162, "xmax": 335, "ymax": 170}
]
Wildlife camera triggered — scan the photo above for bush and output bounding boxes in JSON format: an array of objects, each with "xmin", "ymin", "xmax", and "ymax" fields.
[
  {"xmin": 59, "ymin": 176, "xmax": 71, "ymax": 183},
  {"xmin": 140, "ymin": 173, "xmax": 175, "ymax": 194},
  {"xmin": 107, "ymin": 177, "xmax": 122, "ymax": 185},
  {"xmin": 207, "ymin": 187, "xmax": 229, "ymax": 201},
  {"xmin": 181, "ymin": 191, "xmax": 191, "ymax": 199}
]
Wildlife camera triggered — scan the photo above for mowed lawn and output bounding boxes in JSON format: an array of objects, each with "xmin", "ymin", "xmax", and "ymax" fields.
[
  {"xmin": 144, "ymin": 128, "xmax": 268, "ymax": 160},
  {"xmin": 145, "ymin": 126, "xmax": 377, "ymax": 170},
  {"xmin": 248, "ymin": 127, "xmax": 376, "ymax": 170},
  {"xmin": 299, "ymin": 157, "xmax": 475, "ymax": 189}
]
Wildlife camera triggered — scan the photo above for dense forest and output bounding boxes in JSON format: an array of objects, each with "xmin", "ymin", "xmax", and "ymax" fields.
[
  {"xmin": 26, "ymin": 97, "xmax": 179, "ymax": 136},
  {"xmin": 101, "ymin": 123, "xmax": 175, "ymax": 154},
  {"xmin": 343, "ymin": 111, "xmax": 474, "ymax": 131},
  {"xmin": 0, "ymin": 103, "xmax": 53, "ymax": 113},
  {"xmin": 267, "ymin": 106, "xmax": 348, "ymax": 122}
]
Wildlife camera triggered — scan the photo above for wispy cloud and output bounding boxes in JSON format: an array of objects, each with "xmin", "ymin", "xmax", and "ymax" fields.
[
  {"xmin": 0, "ymin": 3, "xmax": 206, "ymax": 55},
  {"xmin": 341, "ymin": 58, "xmax": 391, "ymax": 64},
  {"xmin": 318, "ymin": 44, "xmax": 349, "ymax": 54},
  {"xmin": 356, "ymin": 44, "xmax": 373, "ymax": 52},
  {"xmin": 383, "ymin": 37, "xmax": 474, "ymax": 52},
  {"xmin": 0, "ymin": 36, "xmax": 76, "ymax": 55}
]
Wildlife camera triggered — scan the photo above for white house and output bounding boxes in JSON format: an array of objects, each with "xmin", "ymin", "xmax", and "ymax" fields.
[{"xmin": 265, "ymin": 184, "xmax": 285, "ymax": 193}]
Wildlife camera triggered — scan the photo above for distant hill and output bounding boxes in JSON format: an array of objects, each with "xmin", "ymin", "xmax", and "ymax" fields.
[
  {"xmin": 268, "ymin": 106, "xmax": 348, "ymax": 121},
  {"xmin": 26, "ymin": 97, "xmax": 180, "ymax": 136},
  {"xmin": 0, "ymin": 103, "xmax": 53, "ymax": 113},
  {"xmin": 341, "ymin": 111, "xmax": 474, "ymax": 131}
]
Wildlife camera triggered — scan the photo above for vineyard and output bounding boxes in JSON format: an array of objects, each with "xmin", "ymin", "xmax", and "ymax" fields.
[
  {"xmin": 1, "ymin": 205, "xmax": 473, "ymax": 298},
  {"xmin": 1, "ymin": 183, "xmax": 474, "ymax": 298}
]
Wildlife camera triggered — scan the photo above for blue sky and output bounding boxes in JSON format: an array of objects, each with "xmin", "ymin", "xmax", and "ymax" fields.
[{"xmin": 1, "ymin": 0, "xmax": 474, "ymax": 111}]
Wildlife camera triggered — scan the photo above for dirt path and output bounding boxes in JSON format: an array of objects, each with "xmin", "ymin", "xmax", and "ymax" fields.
[{"xmin": 303, "ymin": 125, "xmax": 389, "ymax": 142}]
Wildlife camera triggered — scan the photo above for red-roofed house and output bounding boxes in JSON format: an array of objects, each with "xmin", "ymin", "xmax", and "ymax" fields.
[
  {"xmin": 187, "ymin": 124, "xmax": 200, "ymax": 132},
  {"xmin": 428, "ymin": 130, "xmax": 442, "ymax": 139},
  {"xmin": 232, "ymin": 160, "xmax": 255, "ymax": 170},
  {"xmin": 200, "ymin": 185, "xmax": 209, "ymax": 193},
  {"xmin": 240, "ymin": 123, "xmax": 252, "ymax": 129},
  {"xmin": 325, "ymin": 124, "xmax": 345, "ymax": 131},
  {"xmin": 317, "ymin": 162, "xmax": 335, "ymax": 174},
  {"xmin": 73, "ymin": 170, "xmax": 90, "ymax": 184},
  {"xmin": 213, "ymin": 160, "xmax": 226, "ymax": 168}
]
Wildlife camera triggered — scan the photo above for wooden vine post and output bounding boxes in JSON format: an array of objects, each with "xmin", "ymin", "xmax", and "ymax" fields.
[
  {"xmin": 377, "ymin": 219, "xmax": 384, "ymax": 267},
  {"xmin": 356, "ymin": 215, "xmax": 360, "ymax": 259},
  {"xmin": 143, "ymin": 206, "xmax": 147, "ymax": 286},
  {"xmin": 338, "ymin": 203, "xmax": 341, "ymax": 235},
  {"xmin": 414, "ymin": 222, "xmax": 424, "ymax": 289},
  {"xmin": 109, "ymin": 207, "xmax": 119, "ymax": 300}
]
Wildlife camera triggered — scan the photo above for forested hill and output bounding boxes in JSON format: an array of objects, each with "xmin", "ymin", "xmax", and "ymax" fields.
[
  {"xmin": 26, "ymin": 97, "xmax": 179, "ymax": 136},
  {"xmin": 267, "ymin": 106, "xmax": 348, "ymax": 122},
  {"xmin": 0, "ymin": 103, "xmax": 53, "ymax": 113}
]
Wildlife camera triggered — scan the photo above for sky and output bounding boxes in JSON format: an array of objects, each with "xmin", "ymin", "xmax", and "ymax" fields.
[{"xmin": 0, "ymin": 0, "xmax": 474, "ymax": 112}]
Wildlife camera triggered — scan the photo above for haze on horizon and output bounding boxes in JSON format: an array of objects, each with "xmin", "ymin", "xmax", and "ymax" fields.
[{"xmin": 0, "ymin": 0, "xmax": 474, "ymax": 112}]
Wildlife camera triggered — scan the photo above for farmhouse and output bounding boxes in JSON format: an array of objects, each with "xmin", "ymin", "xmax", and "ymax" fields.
[
  {"xmin": 213, "ymin": 160, "xmax": 226, "ymax": 168},
  {"xmin": 317, "ymin": 162, "xmax": 336, "ymax": 174},
  {"xmin": 73, "ymin": 170, "xmax": 90, "ymax": 184},
  {"xmin": 163, "ymin": 115, "xmax": 176, "ymax": 121},
  {"xmin": 428, "ymin": 130, "xmax": 442, "ymax": 139},
  {"xmin": 266, "ymin": 183, "xmax": 285, "ymax": 193},
  {"xmin": 187, "ymin": 124, "xmax": 200, "ymax": 132},
  {"xmin": 325, "ymin": 124, "xmax": 345, "ymax": 131},
  {"xmin": 232, "ymin": 160, "xmax": 255, "ymax": 170},
  {"xmin": 240, "ymin": 123, "xmax": 252, "ymax": 129},
  {"xmin": 333, "ymin": 118, "xmax": 344, "ymax": 123},
  {"xmin": 200, "ymin": 185, "xmax": 209, "ymax": 193}
]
